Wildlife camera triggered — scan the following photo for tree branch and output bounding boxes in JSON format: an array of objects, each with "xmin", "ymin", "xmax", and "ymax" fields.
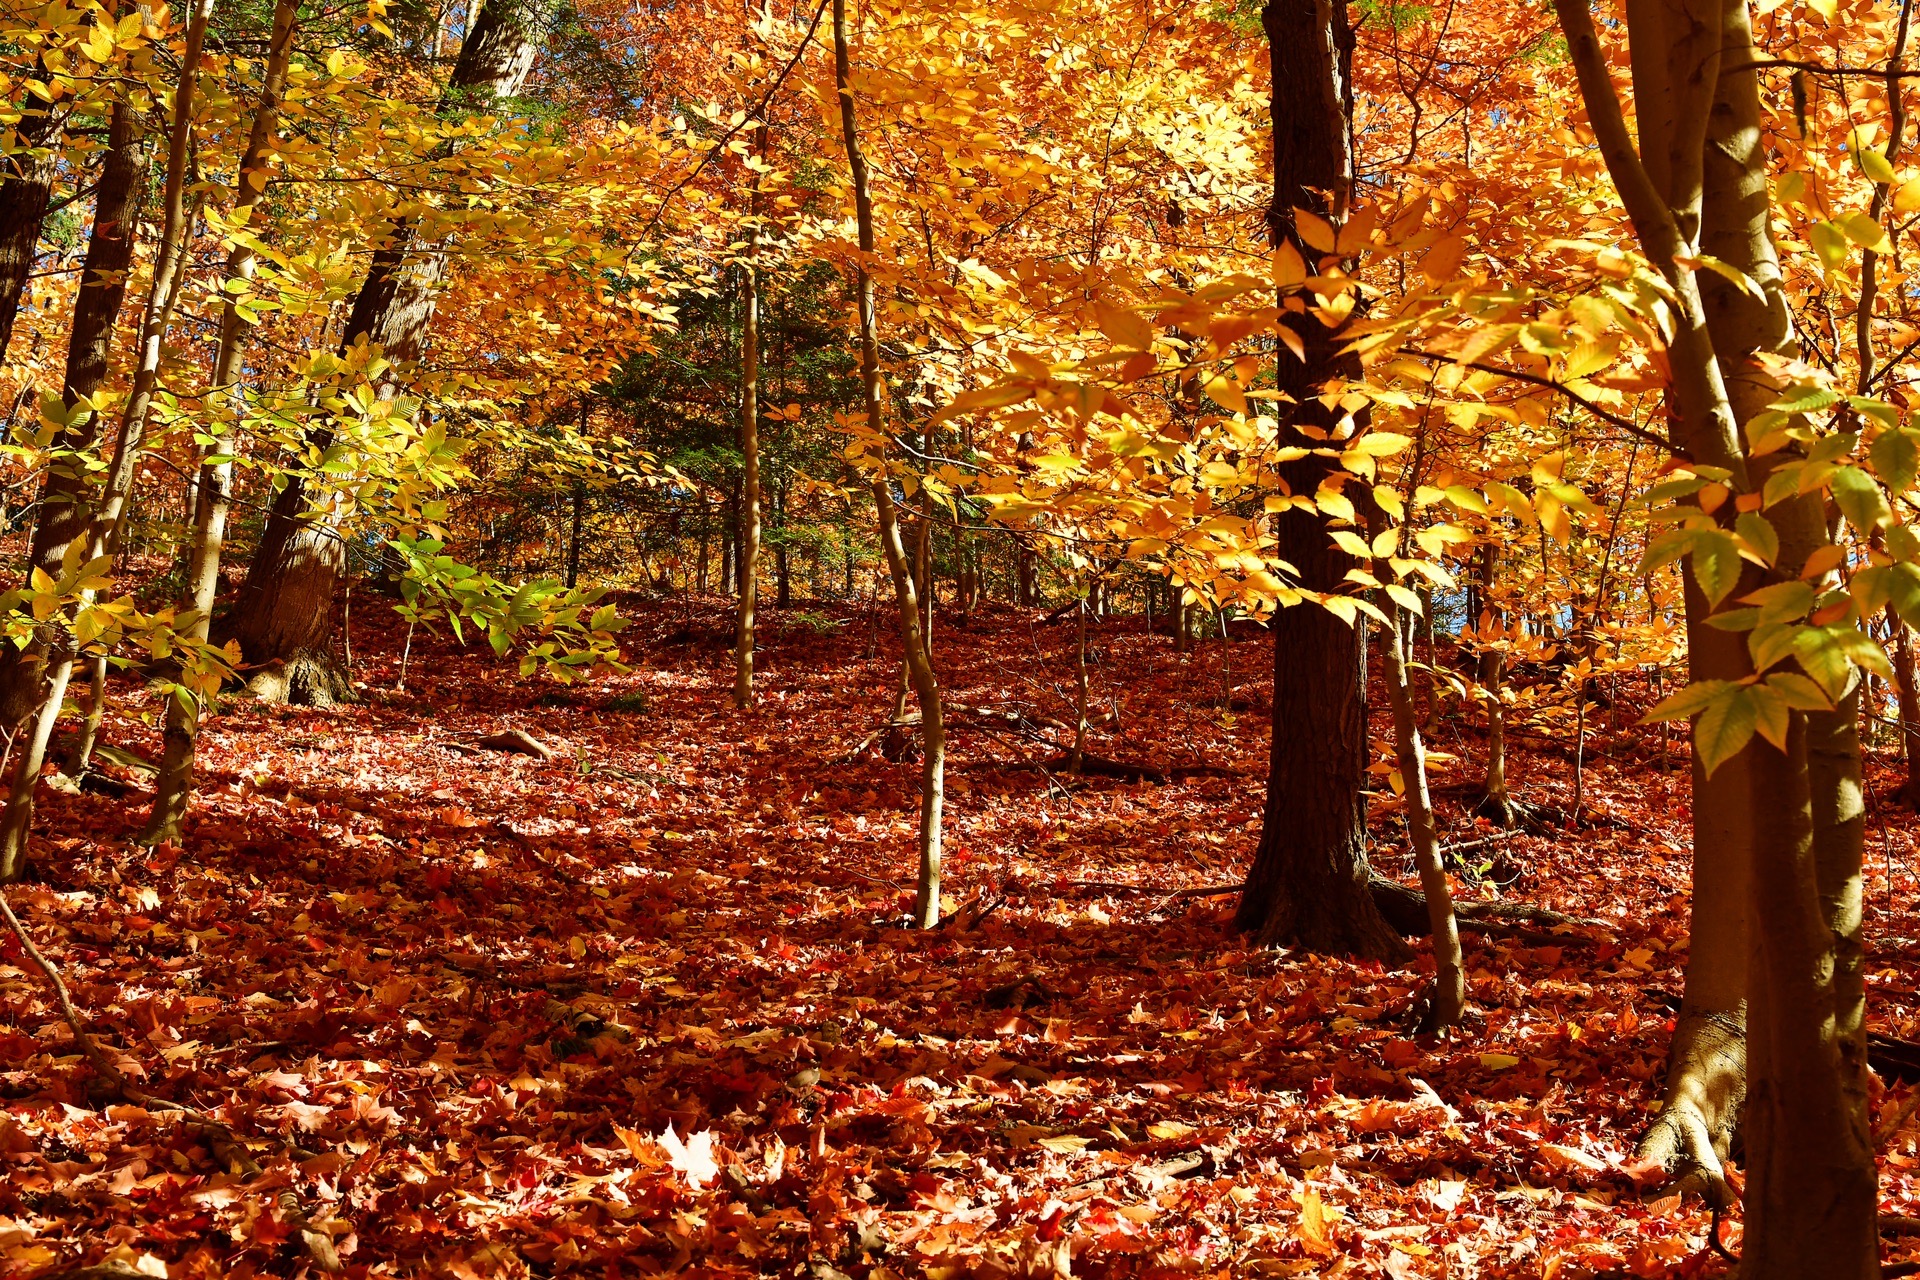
[{"xmin": 1394, "ymin": 346, "xmax": 1687, "ymax": 459}]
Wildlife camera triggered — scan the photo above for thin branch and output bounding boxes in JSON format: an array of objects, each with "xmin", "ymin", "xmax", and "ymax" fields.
[
  {"xmin": 637, "ymin": 0, "xmax": 829, "ymax": 241},
  {"xmin": 1394, "ymin": 346, "xmax": 1687, "ymax": 459}
]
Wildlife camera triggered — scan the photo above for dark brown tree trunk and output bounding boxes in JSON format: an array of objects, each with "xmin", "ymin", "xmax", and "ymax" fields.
[
  {"xmin": 1233, "ymin": 0, "xmax": 1405, "ymax": 960},
  {"xmin": 0, "ymin": 102, "xmax": 148, "ymax": 729},
  {"xmin": 566, "ymin": 480, "xmax": 585, "ymax": 588},
  {"xmin": 224, "ymin": 0, "xmax": 554, "ymax": 702},
  {"xmin": 0, "ymin": 79, "xmax": 59, "ymax": 362}
]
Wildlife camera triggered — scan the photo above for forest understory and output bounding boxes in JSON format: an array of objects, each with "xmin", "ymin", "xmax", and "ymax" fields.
[{"xmin": 4, "ymin": 593, "xmax": 1920, "ymax": 1279}]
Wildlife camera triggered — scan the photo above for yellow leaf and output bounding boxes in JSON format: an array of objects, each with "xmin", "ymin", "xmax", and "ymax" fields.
[
  {"xmin": 1203, "ymin": 374, "xmax": 1246, "ymax": 415},
  {"xmin": 1299, "ymin": 1186, "xmax": 1333, "ymax": 1254},
  {"xmin": 1896, "ymin": 177, "xmax": 1920, "ymax": 215},
  {"xmin": 1147, "ymin": 1120, "xmax": 1195, "ymax": 1140},
  {"xmin": 1419, "ymin": 235, "xmax": 1468, "ymax": 282},
  {"xmin": 1294, "ymin": 209, "xmax": 1338, "ymax": 254},
  {"xmin": 1273, "ymin": 241, "xmax": 1307, "ymax": 288},
  {"xmin": 1037, "ymin": 1134, "xmax": 1094, "ymax": 1154},
  {"xmin": 1479, "ymin": 1052, "xmax": 1521, "ymax": 1070},
  {"xmin": 1094, "ymin": 302, "xmax": 1152, "ymax": 352}
]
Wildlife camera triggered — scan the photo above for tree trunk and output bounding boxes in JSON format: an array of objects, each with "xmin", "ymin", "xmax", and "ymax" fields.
[
  {"xmin": 0, "ymin": 100, "xmax": 149, "ymax": 729},
  {"xmin": 1896, "ymin": 614, "xmax": 1920, "ymax": 807},
  {"xmin": 225, "ymin": 0, "xmax": 554, "ymax": 702},
  {"xmin": 1742, "ymin": 716, "xmax": 1879, "ymax": 1279},
  {"xmin": 734, "ymin": 233, "xmax": 761, "ymax": 708},
  {"xmin": 0, "ymin": 73, "xmax": 59, "ymax": 362},
  {"xmin": 1555, "ymin": 0, "xmax": 1882, "ymax": 1253},
  {"xmin": 696, "ymin": 495, "xmax": 712, "ymax": 593},
  {"xmin": 1474, "ymin": 544, "xmax": 1514, "ymax": 824},
  {"xmin": 1070, "ymin": 596, "xmax": 1089, "ymax": 772},
  {"xmin": 1233, "ymin": 0, "xmax": 1404, "ymax": 959},
  {"xmin": 0, "ymin": 0, "xmax": 213, "ymax": 877},
  {"xmin": 566, "ymin": 480, "xmax": 584, "ymax": 588},
  {"xmin": 835, "ymin": 0, "xmax": 944, "ymax": 928},
  {"xmin": 1380, "ymin": 598, "xmax": 1464, "ymax": 1029},
  {"xmin": 1018, "ymin": 543, "xmax": 1036, "ymax": 606}
]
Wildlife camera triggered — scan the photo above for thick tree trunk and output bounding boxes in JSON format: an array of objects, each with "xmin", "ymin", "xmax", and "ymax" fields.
[
  {"xmin": 1743, "ymin": 718, "xmax": 1879, "ymax": 1279},
  {"xmin": 1637, "ymin": 587, "xmax": 1753, "ymax": 1200},
  {"xmin": 0, "ymin": 77, "xmax": 58, "ymax": 362},
  {"xmin": 1233, "ymin": 0, "xmax": 1404, "ymax": 959},
  {"xmin": 1554, "ymin": 0, "xmax": 1882, "ymax": 1253},
  {"xmin": 227, "ymin": 0, "xmax": 554, "ymax": 702},
  {"xmin": 1070, "ymin": 597, "xmax": 1089, "ymax": 772},
  {"xmin": 835, "ymin": 0, "xmax": 944, "ymax": 928},
  {"xmin": 229, "ymin": 508, "xmax": 353, "ymax": 705}
]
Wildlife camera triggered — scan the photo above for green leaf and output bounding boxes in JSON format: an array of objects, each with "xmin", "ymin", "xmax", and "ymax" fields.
[
  {"xmin": 1792, "ymin": 626, "xmax": 1855, "ymax": 699},
  {"xmin": 1695, "ymin": 685, "xmax": 1759, "ymax": 777},
  {"xmin": 1872, "ymin": 429, "xmax": 1920, "ymax": 493},
  {"xmin": 1767, "ymin": 670, "xmax": 1834, "ymax": 711},
  {"xmin": 1735, "ymin": 511, "xmax": 1779, "ymax": 566},
  {"xmin": 1691, "ymin": 530, "xmax": 1744, "ymax": 606},
  {"xmin": 1830, "ymin": 466, "xmax": 1893, "ymax": 532},
  {"xmin": 1641, "ymin": 527, "xmax": 1700, "ymax": 573},
  {"xmin": 1742, "ymin": 579, "xmax": 1814, "ymax": 623},
  {"xmin": 1642, "ymin": 679, "xmax": 1734, "ymax": 724},
  {"xmin": 1750, "ymin": 622, "xmax": 1800, "ymax": 673},
  {"xmin": 1748, "ymin": 683, "xmax": 1790, "ymax": 752},
  {"xmin": 1706, "ymin": 608, "xmax": 1762, "ymax": 631}
]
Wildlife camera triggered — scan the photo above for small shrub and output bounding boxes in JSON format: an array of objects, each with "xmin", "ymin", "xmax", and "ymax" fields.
[{"xmin": 607, "ymin": 689, "xmax": 650, "ymax": 714}]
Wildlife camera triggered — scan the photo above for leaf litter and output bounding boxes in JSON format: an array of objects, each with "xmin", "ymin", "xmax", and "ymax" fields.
[{"xmin": 2, "ymin": 600, "xmax": 1918, "ymax": 1279}]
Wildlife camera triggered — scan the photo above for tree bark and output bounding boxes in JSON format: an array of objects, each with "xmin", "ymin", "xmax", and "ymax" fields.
[
  {"xmin": 1, "ymin": 0, "xmax": 213, "ymax": 877},
  {"xmin": 1233, "ymin": 0, "xmax": 1404, "ymax": 959},
  {"xmin": 1556, "ymin": 0, "xmax": 1882, "ymax": 1253},
  {"xmin": 0, "ymin": 101, "xmax": 149, "ymax": 729},
  {"xmin": 1743, "ymin": 717, "xmax": 1879, "ymax": 1279},
  {"xmin": 835, "ymin": 0, "xmax": 944, "ymax": 928},
  {"xmin": 1380, "ymin": 597, "xmax": 1464, "ymax": 1029},
  {"xmin": 734, "ymin": 131, "xmax": 764, "ymax": 708},
  {"xmin": 0, "ymin": 72, "xmax": 59, "ymax": 362},
  {"xmin": 1895, "ymin": 614, "xmax": 1920, "ymax": 806}
]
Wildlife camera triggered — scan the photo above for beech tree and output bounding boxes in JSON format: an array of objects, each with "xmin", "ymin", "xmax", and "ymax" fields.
[
  {"xmin": 1552, "ymin": 0, "xmax": 1878, "ymax": 1264},
  {"xmin": 223, "ymin": 0, "xmax": 559, "ymax": 704}
]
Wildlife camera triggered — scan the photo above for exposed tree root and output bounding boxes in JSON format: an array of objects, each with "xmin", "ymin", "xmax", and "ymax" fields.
[
  {"xmin": 243, "ymin": 650, "xmax": 357, "ymax": 707},
  {"xmin": 0, "ymin": 888, "xmax": 342, "ymax": 1272},
  {"xmin": 1635, "ymin": 1007, "xmax": 1744, "ymax": 1208},
  {"xmin": 1472, "ymin": 793, "xmax": 1566, "ymax": 833}
]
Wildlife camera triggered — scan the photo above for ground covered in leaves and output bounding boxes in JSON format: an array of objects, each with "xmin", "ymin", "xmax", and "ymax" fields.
[{"xmin": 4, "ymin": 598, "xmax": 1920, "ymax": 1279}]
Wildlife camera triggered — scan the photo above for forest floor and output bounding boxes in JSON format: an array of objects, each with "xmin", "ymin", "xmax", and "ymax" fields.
[{"xmin": 3, "ymin": 593, "xmax": 1920, "ymax": 1279}]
